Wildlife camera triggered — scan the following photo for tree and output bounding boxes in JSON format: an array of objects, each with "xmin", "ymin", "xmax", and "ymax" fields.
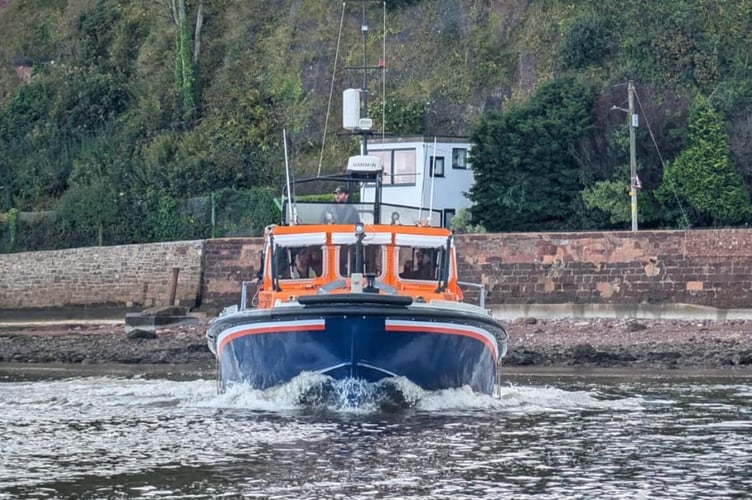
[
  {"xmin": 582, "ymin": 180, "xmax": 631, "ymax": 225},
  {"xmin": 559, "ymin": 11, "xmax": 613, "ymax": 71},
  {"xmin": 170, "ymin": 0, "xmax": 206, "ymax": 125},
  {"xmin": 56, "ymin": 183, "xmax": 118, "ymax": 247},
  {"xmin": 468, "ymin": 77, "xmax": 596, "ymax": 232},
  {"xmin": 448, "ymin": 208, "xmax": 486, "ymax": 234},
  {"xmin": 657, "ymin": 94, "xmax": 751, "ymax": 226}
]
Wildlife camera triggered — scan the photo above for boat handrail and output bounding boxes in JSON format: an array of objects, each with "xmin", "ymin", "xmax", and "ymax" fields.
[
  {"xmin": 240, "ymin": 280, "xmax": 253, "ymax": 310},
  {"xmin": 457, "ymin": 281, "xmax": 486, "ymax": 310}
]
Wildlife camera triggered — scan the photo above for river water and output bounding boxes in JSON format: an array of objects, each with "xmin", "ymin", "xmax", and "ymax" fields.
[{"xmin": 1, "ymin": 366, "xmax": 750, "ymax": 499}]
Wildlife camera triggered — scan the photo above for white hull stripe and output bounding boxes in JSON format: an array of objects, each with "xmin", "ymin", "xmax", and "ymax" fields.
[
  {"xmin": 385, "ymin": 319, "xmax": 499, "ymax": 360},
  {"xmin": 217, "ymin": 319, "xmax": 326, "ymax": 356}
]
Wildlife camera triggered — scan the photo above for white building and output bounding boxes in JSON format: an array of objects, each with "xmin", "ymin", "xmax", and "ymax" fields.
[{"xmin": 361, "ymin": 136, "xmax": 474, "ymax": 228}]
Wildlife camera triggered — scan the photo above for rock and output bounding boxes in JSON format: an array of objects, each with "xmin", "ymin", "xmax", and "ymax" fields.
[
  {"xmin": 185, "ymin": 343, "xmax": 210, "ymax": 353},
  {"xmin": 127, "ymin": 329, "xmax": 158, "ymax": 340},
  {"xmin": 505, "ymin": 347, "xmax": 545, "ymax": 366},
  {"xmin": 570, "ymin": 343, "xmax": 596, "ymax": 361},
  {"xmin": 113, "ymin": 356, "xmax": 143, "ymax": 364},
  {"xmin": 738, "ymin": 352, "xmax": 752, "ymax": 365},
  {"xmin": 627, "ymin": 321, "xmax": 648, "ymax": 332}
]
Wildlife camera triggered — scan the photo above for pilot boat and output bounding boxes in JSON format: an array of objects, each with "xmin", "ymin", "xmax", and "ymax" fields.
[
  {"xmin": 206, "ymin": 220, "xmax": 508, "ymax": 394},
  {"xmin": 205, "ymin": 1, "xmax": 508, "ymax": 395}
]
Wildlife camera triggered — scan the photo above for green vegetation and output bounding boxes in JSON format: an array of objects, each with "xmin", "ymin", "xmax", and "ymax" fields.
[
  {"xmin": 469, "ymin": 77, "xmax": 596, "ymax": 232},
  {"xmin": 657, "ymin": 95, "xmax": 752, "ymax": 226},
  {"xmin": 1, "ymin": 0, "xmax": 752, "ymax": 252},
  {"xmin": 449, "ymin": 208, "xmax": 486, "ymax": 234}
]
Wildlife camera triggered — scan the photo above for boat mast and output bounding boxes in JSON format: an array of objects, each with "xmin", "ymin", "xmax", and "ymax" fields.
[
  {"xmin": 360, "ymin": 0, "xmax": 370, "ymax": 157},
  {"xmin": 342, "ymin": 1, "xmax": 386, "ymax": 223}
]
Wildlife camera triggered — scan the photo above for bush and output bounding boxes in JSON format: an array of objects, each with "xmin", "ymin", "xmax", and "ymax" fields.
[
  {"xmin": 559, "ymin": 12, "xmax": 613, "ymax": 71},
  {"xmin": 210, "ymin": 187, "xmax": 281, "ymax": 237}
]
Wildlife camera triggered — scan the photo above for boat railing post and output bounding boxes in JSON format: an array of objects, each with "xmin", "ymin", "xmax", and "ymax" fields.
[
  {"xmin": 457, "ymin": 281, "xmax": 486, "ymax": 310},
  {"xmin": 240, "ymin": 281, "xmax": 252, "ymax": 310}
]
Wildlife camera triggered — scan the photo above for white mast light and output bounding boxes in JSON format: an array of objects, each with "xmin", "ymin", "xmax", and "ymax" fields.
[
  {"xmin": 359, "ymin": 118, "xmax": 373, "ymax": 130},
  {"xmin": 343, "ymin": 89, "xmax": 361, "ymax": 130}
]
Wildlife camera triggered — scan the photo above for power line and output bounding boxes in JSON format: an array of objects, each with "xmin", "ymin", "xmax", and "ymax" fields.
[{"xmin": 633, "ymin": 88, "xmax": 690, "ymax": 227}]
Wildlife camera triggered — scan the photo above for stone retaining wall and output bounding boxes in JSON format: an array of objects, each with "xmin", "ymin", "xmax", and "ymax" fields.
[
  {"xmin": 0, "ymin": 241, "xmax": 204, "ymax": 313},
  {"xmin": 1, "ymin": 230, "xmax": 751, "ymax": 315}
]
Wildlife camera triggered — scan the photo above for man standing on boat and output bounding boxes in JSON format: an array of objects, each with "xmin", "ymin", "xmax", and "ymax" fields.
[{"xmin": 324, "ymin": 186, "xmax": 360, "ymax": 224}]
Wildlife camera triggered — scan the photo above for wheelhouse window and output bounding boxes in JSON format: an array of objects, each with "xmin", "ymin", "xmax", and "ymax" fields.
[
  {"xmin": 276, "ymin": 245, "xmax": 323, "ymax": 280},
  {"xmin": 398, "ymin": 246, "xmax": 438, "ymax": 280},
  {"xmin": 452, "ymin": 148, "xmax": 468, "ymax": 169},
  {"xmin": 371, "ymin": 149, "xmax": 416, "ymax": 186},
  {"xmin": 338, "ymin": 245, "xmax": 383, "ymax": 278}
]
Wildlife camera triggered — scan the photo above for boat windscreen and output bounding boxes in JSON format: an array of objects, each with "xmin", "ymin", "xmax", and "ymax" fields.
[
  {"xmin": 398, "ymin": 246, "xmax": 441, "ymax": 281},
  {"xmin": 275, "ymin": 245, "xmax": 324, "ymax": 280},
  {"xmin": 338, "ymin": 244, "xmax": 383, "ymax": 278}
]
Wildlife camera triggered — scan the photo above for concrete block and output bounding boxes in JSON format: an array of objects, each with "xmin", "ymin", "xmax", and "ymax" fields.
[{"xmin": 124, "ymin": 312, "xmax": 199, "ymax": 334}]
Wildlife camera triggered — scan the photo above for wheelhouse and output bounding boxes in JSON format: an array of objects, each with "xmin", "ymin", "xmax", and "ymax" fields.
[{"xmin": 256, "ymin": 224, "xmax": 463, "ymax": 309}]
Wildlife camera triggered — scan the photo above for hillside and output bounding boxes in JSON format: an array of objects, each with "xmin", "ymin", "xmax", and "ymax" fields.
[{"xmin": 1, "ymin": 0, "xmax": 752, "ymax": 250}]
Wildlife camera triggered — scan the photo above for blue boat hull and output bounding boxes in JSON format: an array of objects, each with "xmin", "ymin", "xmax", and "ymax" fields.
[{"xmin": 208, "ymin": 297, "xmax": 508, "ymax": 394}]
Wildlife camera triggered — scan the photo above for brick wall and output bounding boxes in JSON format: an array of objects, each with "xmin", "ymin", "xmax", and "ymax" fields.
[
  {"xmin": 201, "ymin": 238, "xmax": 265, "ymax": 310},
  {"xmin": 455, "ymin": 229, "xmax": 752, "ymax": 309},
  {"xmin": 2, "ymin": 230, "xmax": 751, "ymax": 315},
  {"xmin": 0, "ymin": 241, "xmax": 204, "ymax": 312}
]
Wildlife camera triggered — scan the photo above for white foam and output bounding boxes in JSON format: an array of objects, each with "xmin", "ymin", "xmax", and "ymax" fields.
[
  {"xmin": 418, "ymin": 383, "xmax": 644, "ymax": 413},
  {"xmin": 0, "ymin": 374, "xmax": 645, "ymax": 421}
]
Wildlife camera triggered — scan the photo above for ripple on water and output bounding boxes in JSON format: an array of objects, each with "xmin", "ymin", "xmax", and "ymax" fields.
[{"xmin": 1, "ymin": 372, "xmax": 750, "ymax": 499}]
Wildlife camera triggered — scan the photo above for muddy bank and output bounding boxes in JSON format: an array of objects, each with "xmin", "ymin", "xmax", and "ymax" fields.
[
  {"xmin": 505, "ymin": 317, "xmax": 752, "ymax": 369},
  {"xmin": 1, "ymin": 318, "xmax": 752, "ymax": 370},
  {"xmin": 0, "ymin": 323, "xmax": 213, "ymax": 367}
]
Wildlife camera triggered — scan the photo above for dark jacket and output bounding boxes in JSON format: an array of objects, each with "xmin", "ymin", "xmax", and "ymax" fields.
[{"xmin": 324, "ymin": 203, "xmax": 360, "ymax": 224}]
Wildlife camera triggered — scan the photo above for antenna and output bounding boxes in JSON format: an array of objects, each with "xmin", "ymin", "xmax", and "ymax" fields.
[
  {"xmin": 340, "ymin": 0, "xmax": 387, "ymax": 223},
  {"xmin": 283, "ymin": 128, "xmax": 295, "ymax": 226},
  {"xmin": 418, "ymin": 144, "xmax": 426, "ymax": 222},
  {"xmin": 317, "ymin": 2, "xmax": 346, "ymax": 178},
  {"xmin": 428, "ymin": 136, "xmax": 437, "ymax": 225}
]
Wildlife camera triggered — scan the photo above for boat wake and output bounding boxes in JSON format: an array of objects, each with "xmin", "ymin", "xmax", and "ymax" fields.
[
  {"xmin": 201, "ymin": 373, "xmax": 644, "ymax": 414},
  {"xmin": 0, "ymin": 373, "xmax": 642, "ymax": 415},
  {"xmin": 210, "ymin": 373, "xmax": 423, "ymax": 412}
]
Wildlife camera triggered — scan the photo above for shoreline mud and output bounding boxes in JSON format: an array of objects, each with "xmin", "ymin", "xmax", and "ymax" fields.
[{"xmin": 1, "ymin": 318, "xmax": 752, "ymax": 371}]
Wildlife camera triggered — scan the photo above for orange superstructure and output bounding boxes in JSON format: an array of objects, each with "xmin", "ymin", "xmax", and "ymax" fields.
[{"xmin": 256, "ymin": 223, "xmax": 463, "ymax": 309}]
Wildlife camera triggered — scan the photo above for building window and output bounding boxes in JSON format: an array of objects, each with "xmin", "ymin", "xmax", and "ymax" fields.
[
  {"xmin": 393, "ymin": 149, "xmax": 417, "ymax": 184},
  {"xmin": 443, "ymin": 208, "xmax": 455, "ymax": 228},
  {"xmin": 372, "ymin": 149, "xmax": 416, "ymax": 185},
  {"xmin": 371, "ymin": 150, "xmax": 392, "ymax": 184},
  {"xmin": 430, "ymin": 156, "xmax": 445, "ymax": 177},
  {"xmin": 452, "ymin": 148, "xmax": 468, "ymax": 169}
]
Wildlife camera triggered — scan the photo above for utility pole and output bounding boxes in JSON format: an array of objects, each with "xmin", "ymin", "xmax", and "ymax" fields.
[{"xmin": 628, "ymin": 80, "xmax": 638, "ymax": 232}]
